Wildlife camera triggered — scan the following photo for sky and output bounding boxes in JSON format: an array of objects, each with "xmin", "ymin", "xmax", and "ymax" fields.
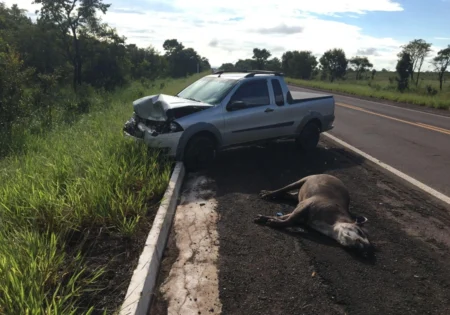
[{"xmin": 4, "ymin": 0, "xmax": 450, "ymax": 70}]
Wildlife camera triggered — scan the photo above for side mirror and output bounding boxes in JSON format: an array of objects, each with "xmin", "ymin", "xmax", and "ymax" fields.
[{"xmin": 226, "ymin": 100, "xmax": 246, "ymax": 111}]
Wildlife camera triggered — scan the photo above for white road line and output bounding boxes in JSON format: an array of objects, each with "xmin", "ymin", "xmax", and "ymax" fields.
[
  {"xmin": 288, "ymin": 84, "xmax": 450, "ymax": 119},
  {"xmin": 323, "ymin": 132, "xmax": 450, "ymax": 206},
  {"xmin": 160, "ymin": 174, "xmax": 222, "ymax": 315}
]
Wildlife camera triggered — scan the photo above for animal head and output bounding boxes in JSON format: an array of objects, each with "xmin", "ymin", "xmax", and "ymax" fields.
[{"xmin": 334, "ymin": 217, "xmax": 374, "ymax": 256}]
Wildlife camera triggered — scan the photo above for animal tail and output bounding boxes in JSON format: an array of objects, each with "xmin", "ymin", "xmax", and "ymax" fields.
[{"xmin": 271, "ymin": 176, "xmax": 311, "ymax": 195}]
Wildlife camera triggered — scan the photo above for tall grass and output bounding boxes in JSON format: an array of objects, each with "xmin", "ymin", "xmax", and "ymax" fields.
[
  {"xmin": 0, "ymin": 72, "xmax": 207, "ymax": 314},
  {"xmin": 286, "ymin": 76, "xmax": 450, "ymax": 110}
]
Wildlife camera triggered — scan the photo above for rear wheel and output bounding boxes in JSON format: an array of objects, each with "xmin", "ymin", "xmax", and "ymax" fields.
[
  {"xmin": 296, "ymin": 121, "xmax": 321, "ymax": 151},
  {"xmin": 183, "ymin": 134, "xmax": 216, "ymax": 171}
]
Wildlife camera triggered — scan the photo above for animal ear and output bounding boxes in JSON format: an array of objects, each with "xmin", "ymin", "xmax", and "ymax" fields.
[{"xmin": 355, "ymin": 216, "xmax": 368, "ymax": 225}]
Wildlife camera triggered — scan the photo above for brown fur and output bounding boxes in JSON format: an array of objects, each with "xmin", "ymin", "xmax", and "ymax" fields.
[{"xmin": 254, "ymin": 174, "xmax": 373, "ymax": 255}]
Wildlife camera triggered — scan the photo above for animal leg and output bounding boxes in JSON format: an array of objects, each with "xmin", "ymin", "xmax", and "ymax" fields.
[
  {"xmin": 253, "ymin": 215, "xmax": 292, "ymax": 228},
  {"xmin": 288, "ymin": 199, "xmax": 312, "ymax": 223},
  {"xmin": 259, "ymin": 176, "xmax": 311, "ymax": 200},
  {"xmin": 254, "ymin": 199, "xmax": 311, "ymax": 228}
]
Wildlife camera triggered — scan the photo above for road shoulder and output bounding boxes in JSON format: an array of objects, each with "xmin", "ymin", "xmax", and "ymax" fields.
[{"xmin": 151, "ymin": 138, "xmax": 450, "ymax": 315}]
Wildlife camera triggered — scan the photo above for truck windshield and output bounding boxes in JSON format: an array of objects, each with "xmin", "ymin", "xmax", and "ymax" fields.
[{"xmin": 177, "ymin": 77, "xmax": 238, "ymax": 105}]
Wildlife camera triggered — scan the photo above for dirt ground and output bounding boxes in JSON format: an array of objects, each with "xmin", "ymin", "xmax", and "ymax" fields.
[
  {"xmin": 73, "ymin": 204, "xmax": 161, "ymax": 314},
  {"xmin": 151, "ymin": 137, "xmax": 450, "ymax": 315}
]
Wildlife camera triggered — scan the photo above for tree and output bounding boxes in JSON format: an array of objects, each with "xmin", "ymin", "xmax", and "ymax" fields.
[
  {"xmin": 1, "ymin": 0, "xmax": 214, "ymax": 158},
  {"xmin": 398, "ymin": 39, "xmax": 432, "ymax": 86},
  {"xmin": 252, "ymin": 48, "xmax": 271, "ymax": 69},
  {"xmin": 281, "ymin": 50, "xmax": 318, "ymax": 79},
  {"xmin": 162, "ymin": 39, "xmax": 184, "ymax": 55},
  {"xmin": 395, "ymin": 52, "xmax": 413, "ymax": 92},
  {"xmin": 431, "ymin": 45, "xmax": 450, "ymax": 91},
  {"xmin": 80, "ymin": 27, "xmax": 128, "ymax": 90},
  {"xmin": 200, "ymin": 57, "xmax": 211, "ymax": 72},
  {"xmin": 0, "ymin": 41, "xmax": 34, "ymax": 155},
  {"xmin": 234, "ymin": 59, "xmax": 254, "ymax": 70},
  {"xmin": 319, "ymin": 48, "xmax": 348, "ymax": 82},
  {"xmin": 162, "ymin": 39, "xmax": 206, "ymax": 77},
  {"xmin": 218, "ymin": 63, "xmax": 235, "ymax": 71},
  {"xmin": 371, "ymin": 69, "xmax": 377, "ymax": 80},
  {"xmin": 127, "ymin": 44, "xmax": 168, "ymax": 80},
  {"xmin": 349, "ymin": 56, "xmax": 373, "ymax": 80},
  {"xmin": 266, "ymin": 57, "xmax": 281, "ymax": 71},
  {"xmin": 33, "ymin": 0, "xmax": 111, "ymax": 90},
  {"xmin": 0, "ymin": 3, "xmax": 62, "ymax": 76}
]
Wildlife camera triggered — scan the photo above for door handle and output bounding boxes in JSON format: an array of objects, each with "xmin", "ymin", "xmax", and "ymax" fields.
[{"xmin": 264, "ymin": 108, "xmax": 274, "ymax": 113}]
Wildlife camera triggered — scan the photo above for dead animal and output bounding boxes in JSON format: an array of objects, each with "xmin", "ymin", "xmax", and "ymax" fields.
[{"xmin": 254, "ymin": 174, "xmax": 374, "ymax": 256}]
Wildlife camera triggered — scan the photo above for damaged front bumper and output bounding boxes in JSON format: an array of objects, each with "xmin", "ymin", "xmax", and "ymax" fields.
[{"xmin": 123, "ymin": 114, "xmax": 183, "ymax": 156}]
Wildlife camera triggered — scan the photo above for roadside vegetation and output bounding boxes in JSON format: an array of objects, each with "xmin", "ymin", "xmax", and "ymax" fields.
[
  {"xmin": 0, "ymin": 1, "xmax": 210, "ymax": 159},
  {"xmin": 0, "ymin": 73, "xmax": 205, "ymax": 314},
  {"xmin": 218, "ymin": 42, "xmax": 450, "ymax": 110},
  {"xmin": 1, "ymin": 1, "xmax": 210, "ymax": 314}
]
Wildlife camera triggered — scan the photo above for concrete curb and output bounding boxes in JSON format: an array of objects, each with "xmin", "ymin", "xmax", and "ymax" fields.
[
  {"xmin": 119, "ymin": 162, "xmax": 186, "ymax": 315},
  {"xmin": 323, "ymin": 132, "xmax": 450, "ymax": 206}
]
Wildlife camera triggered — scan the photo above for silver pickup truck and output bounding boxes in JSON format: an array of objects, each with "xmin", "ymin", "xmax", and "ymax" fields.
[{"xmin": 123, "ymin": 70, "xmax": 335, "ymax": 170}]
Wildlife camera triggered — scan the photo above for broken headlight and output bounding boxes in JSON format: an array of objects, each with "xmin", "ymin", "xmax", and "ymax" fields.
[
  {"xmin": 123, "ymin": 113, "xmax": 144, "ymax": 138},
  {"xmin": 168, "ymin": 121, "xmax": 183, "ymax": 133}
]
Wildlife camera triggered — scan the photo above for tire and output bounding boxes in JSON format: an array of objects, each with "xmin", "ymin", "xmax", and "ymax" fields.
[
  {"xmin": 183, "ymin": 134, "xmax": 216, "ymax": 171},
  {"xmin": 296, "ymin": 121, "xmax": 321, "ymax": 151}
]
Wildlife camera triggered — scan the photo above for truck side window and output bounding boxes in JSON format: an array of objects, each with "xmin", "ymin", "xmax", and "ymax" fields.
[
  {"xmin": 229, "ymin": 79, "xmax": 269, "ymax": 108},
  {"xmin": 271, "ymin": 79, "xmax": 284, "ymax": 106}
]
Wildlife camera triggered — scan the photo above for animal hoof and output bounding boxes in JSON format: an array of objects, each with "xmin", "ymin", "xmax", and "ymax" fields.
[
  {"xmin": 254, "ymin": 214, "xmax": 269, "ymax": 224},
  {"xmin": 259, "ymin": 190, "xmax": 272, "ymax": 199},
  {"xmin": 355, "ymin": 216, "xmax": 368, "ymax": 225}
]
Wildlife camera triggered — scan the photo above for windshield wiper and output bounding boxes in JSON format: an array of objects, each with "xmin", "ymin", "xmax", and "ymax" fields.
[{"xmin": 185, "ymin": 97, "xmax": 202, "ymax": 102}]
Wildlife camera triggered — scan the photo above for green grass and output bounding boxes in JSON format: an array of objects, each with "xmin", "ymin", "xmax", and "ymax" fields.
[
  {"xmin": 0, "ymin": 72, "xmax": 207, "ymax": 314},
  {"xmin": 286, "ymin": 72, "xmax": 450, "ymax": 110}
]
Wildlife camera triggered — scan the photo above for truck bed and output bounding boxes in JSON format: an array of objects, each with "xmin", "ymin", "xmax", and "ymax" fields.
[{"xmin": 289, "ymin": 90, "xmax": 333, "ymax": 103}]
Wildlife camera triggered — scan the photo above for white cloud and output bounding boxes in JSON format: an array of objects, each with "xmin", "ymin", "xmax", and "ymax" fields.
[
  {"xmin": 3, "ymin": 0, "xmax": 40, "ymax": 12},
  {"xmin": 4, "ymin": 0, "xmax": 433, "ymax": 70}
]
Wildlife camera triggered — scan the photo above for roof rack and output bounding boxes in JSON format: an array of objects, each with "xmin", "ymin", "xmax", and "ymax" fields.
[
  {"xmin": 213, "ymin": 70, "xmax": 241, "ymax": 76},
  {"xmin": 213, "ymin": 70, "xmax": 284, "ymax": 78},
  {"xmin": 244, "ymin": 70, "xmax": 284, "ymax": 78}
]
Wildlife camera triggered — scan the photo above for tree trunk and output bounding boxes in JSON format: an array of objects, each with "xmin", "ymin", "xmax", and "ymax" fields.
[
  {"xmin": 77, "ymin": 58, "xmax": 82, "ymax": 85},
  {"xmin": 72, "ymin": 59, "xmax": 78, "ymax": 91},
  {"xmin": 71, "ymin": 27, "xmax": 82, "ymax": 90},
  {"xmin": 439, "ymin": 73, "xmax": 443, "ymax": 91}
]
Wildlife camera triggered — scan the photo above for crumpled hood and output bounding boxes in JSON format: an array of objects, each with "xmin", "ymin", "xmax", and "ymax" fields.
[{"xmin": 133, "ymin": 94, "xmax": 213, "ymax": 121}]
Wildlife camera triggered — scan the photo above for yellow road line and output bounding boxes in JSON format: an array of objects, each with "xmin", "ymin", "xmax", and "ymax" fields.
[
  {"xmin": 336, "ymin": 102, "xmax": 450, "ymax": 136},
  {"xmin": 416, "ymin": 122, "xmax": 450, "ymax": 133}
]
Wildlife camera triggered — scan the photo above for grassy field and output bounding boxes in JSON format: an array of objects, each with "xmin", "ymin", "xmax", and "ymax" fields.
[
  {"xmin": 286, "ymin": 71, "xmax": 450, "ymax": 110},
  {"xmin": 0, "ymin": 72, "xmax": 206, "ymax": 314}
]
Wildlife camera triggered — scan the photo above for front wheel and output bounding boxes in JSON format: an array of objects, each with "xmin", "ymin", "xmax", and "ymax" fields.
[
  {"xmin": 296, "ymin": 121, "xmax": 321, "ymax": 151},
  {"xmin": 183, "ymin": 135, "xmax": 216, "ymax": 171}
]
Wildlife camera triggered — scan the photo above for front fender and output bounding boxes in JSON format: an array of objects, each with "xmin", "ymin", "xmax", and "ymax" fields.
[{"xmin": 175, "ymin": 122, "xmax": 223, "ymax": 160}]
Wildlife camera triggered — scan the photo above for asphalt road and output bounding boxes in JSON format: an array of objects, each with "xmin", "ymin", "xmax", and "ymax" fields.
[
  {"xmin": 150, "ymin": 87, "xmax": 450, "ymax": 315},
  {"xmin": 289, "ymin": 85, "xmax": 450, "ymax": 197},
  {"xmin": 151, "ymin": 138, "xmax": 450, "ymax": 315}
]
